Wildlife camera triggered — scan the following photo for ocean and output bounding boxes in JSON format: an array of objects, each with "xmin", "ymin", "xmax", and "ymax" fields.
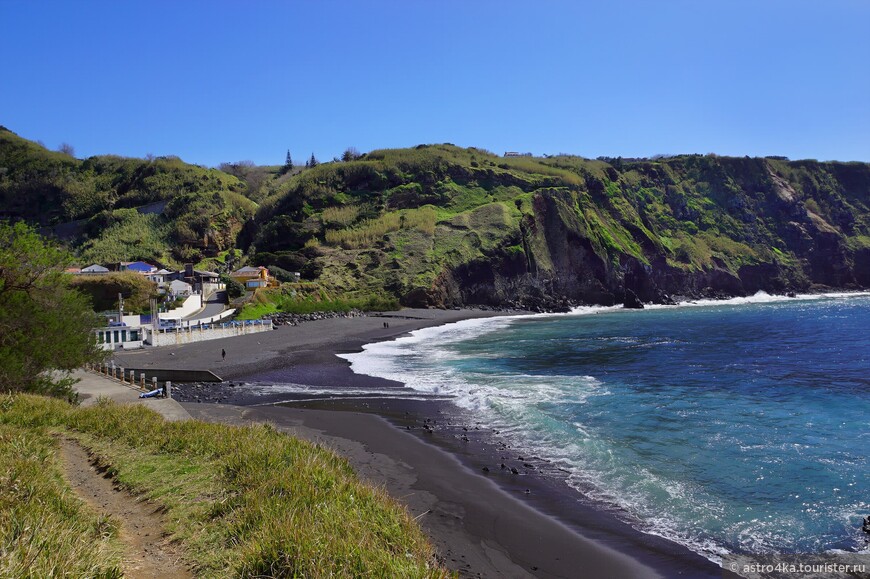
[{"xmin": 340, "ymin": 292, "xmax": 870, "ymax": 563}]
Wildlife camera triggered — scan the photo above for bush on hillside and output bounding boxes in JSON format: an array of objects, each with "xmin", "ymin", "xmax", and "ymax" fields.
[
  {"xmin": 69, "ymin": 271, "xmax": 157, "ymax": 313},
  {"xmin": 222, "ymin": 274, "xmax": 245, "ymax": 299}
]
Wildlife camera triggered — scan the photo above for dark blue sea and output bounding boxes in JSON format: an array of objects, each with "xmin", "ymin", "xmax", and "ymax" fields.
[{"xmin": 341, "ymin": 292, "xmax": 870, "ymax": 562}]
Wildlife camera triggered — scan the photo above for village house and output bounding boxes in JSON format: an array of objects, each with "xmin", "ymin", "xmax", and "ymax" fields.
[
  {"xmin": 120, "ymin": 261, "xmax": 157, "ymax": 274},
  {"xmin": 168, "ymin": 279, "xmax": 193, "ymax": 297},
  {"xmin": 80, "ymin": 264, "xmax": 110, "ymax": 274},
  {"xmin": 180, "ymin": 264, "xmax": 222, "ymax": 295},
  {"xmin": 230, "ymin": 265, "xmax": 276, "ymax": 289},
  {"xmin": 147, "ymin": 268, "xmax": 174, "ymax": 285}
]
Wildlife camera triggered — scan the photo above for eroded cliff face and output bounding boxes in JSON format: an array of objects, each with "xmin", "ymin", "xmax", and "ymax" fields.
[
  {"xmin": 414, "ymin": 157, "xmax": 870, "ymax": 310},
  {"xmin": 233, "ymin": 146, "xmax": 870, "ymax": 309}
]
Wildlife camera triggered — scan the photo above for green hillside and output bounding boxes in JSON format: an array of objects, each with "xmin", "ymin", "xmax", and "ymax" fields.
[
  {"xmin": 3, "ymin": 127, "xmax": 869, "ymax": 309},
  {"xmin": 0, "ymin": 127, "xmax": 256, "ymax": 267},
  {"xmin": 242, "ymin": 145, "xmax": 870, "ymax": 308}
]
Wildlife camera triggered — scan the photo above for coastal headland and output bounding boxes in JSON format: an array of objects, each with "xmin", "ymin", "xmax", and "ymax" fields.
[{"xmin": 113, "ymin": 309, "xmax": 721, "ymax": 578}]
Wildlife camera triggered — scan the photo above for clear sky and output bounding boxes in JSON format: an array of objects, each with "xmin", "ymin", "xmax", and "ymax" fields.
[{"xmin": 1, "ymin": 0, "xmax": 868, "ymax": 166}]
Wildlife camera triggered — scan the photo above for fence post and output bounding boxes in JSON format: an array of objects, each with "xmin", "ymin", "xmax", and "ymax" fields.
[
  {"xmin": 140, "ymin": 374, "xmax": 146, "ymax": 389},
  {"xmin": 164, "ymin": 380, "xmax": 172, "ymax": 399},
  {"xmin": 120, "ymin": 368, "xmax": 125, "ymax": 383},
  {"xmin": 152, "ymin": 376, "xmax": 157, "ymax": 391}
]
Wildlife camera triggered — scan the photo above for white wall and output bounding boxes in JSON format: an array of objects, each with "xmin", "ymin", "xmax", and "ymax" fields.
[
  {"xmin": 149, "ymin": 321, "xmax": 272, "ymax": 347},
  {"xmin": 122, "ymin": 314, "xmax": 142, "ymax": 325},
  {"xmin": 158, "ymin": 294, "xmax": 202, "ymax": 320}
]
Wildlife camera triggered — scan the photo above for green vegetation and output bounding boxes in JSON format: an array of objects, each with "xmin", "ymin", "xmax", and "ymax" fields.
[
  {"xmin": 222, "ymin": 274, "xmax": 245, "ymax": 299},
  {"xmin": 0, "ymin": 394, "xmax": 446, "ymax": 578},
  {"xmin": 0, "ymin": 223, "xmax": 104, "ymax": 399},
  {"xmin": 192, "ymin": 248, "xmax": 244, "ymax": 279},
  {"xmin": 0, "ymin": 420, "xmax": 123, "ymax": 577},
  {"xmin": 5, "ymin": 125, "xmax": 870, "ymax": 308},
  {"xmin": 236, "ymin": 286, "xmax": 399, "ymax": 319},
  {"xmin": 78, "ymin": 210, "xmax": 173, "ymax": 265},
  {"xmin": 321, "ymin": 204, "xmax": 362, "ymax": 227},
  {"xmin": 69, "ymin": 271, "xmax": 157, "ymax": 313},
  {"xmin": 235, "ymin": 300, "xmax": 279, "ymax": 320},
  {"xmin": 324, "ymin": 207, "xmax": 437, "ymax": 249},
  {"xmin": 0, "ymin": 127, "xmax": 256, "ymax": 265}
]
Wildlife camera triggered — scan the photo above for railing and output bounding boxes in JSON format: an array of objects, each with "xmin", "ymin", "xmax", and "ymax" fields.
[
  {"xmin": 84, "ymin": 362, "xmax": 170, "ymax": 397},
  {"xmin": 155, "ymin": 318, "xmax": 270, "ymax": 332},
  {"xmin": 148, "ymin": 319, "xmax": 273, "ymax": 347}
]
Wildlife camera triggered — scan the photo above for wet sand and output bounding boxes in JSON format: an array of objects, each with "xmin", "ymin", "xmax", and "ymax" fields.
[
  {"xmin": 113, "ymin": 309, "xmax": 721, "ymax": 578},
  {"xmin": 112, "ymin": 309, "xmax": 506, "ymax": 381}
]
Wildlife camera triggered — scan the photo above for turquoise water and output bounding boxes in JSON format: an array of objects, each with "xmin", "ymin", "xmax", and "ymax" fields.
[{"xmin": 342, "ymin": 293, "xmax": 870, "ymax": 561}]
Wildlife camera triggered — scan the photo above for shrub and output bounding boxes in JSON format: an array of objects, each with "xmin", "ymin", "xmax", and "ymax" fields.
[{"xmin": 221, "ymin": 274, "xmax": 245, "ymax": 299}]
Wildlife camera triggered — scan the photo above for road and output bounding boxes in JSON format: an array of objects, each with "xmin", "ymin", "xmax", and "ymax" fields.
[{"xmin": 184, "ymin": 290, "xmax": 228, "ymax": 321}]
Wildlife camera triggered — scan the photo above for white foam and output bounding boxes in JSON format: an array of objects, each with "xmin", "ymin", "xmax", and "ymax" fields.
[
  {"xmin": 345, "ymin": 291, "xmax": 870, "ymax": 385},
  {"xmin": 242, "ymin": 381, "xmax": 450, "ymax": 400},
  {"xmin": 336, "ymin": 290, "xmax": 870, "ymax": 564},
  {"xmin": 647, "ymin": 290, "xmax": 870, "ymax": 310}
]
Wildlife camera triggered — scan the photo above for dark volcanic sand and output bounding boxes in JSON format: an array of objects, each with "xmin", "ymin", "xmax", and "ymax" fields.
[{"xmin": 115, "ymin": 309, "xmax": 721, "ymax": 578}]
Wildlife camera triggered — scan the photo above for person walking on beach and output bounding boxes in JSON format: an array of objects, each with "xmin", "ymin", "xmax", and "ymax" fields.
[{"xmin": 221, "ymin": 348, "xmax": 226, "ymax": 361}]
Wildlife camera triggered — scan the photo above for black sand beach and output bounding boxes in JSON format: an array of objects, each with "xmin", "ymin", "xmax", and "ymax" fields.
[{"xmin": 113, "ymin": 309, "xmax": 721, "ymax": 578}]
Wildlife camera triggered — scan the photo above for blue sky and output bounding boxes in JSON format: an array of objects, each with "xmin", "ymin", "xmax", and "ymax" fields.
[{"xmin": 1, "ymin": 1, "xmax": 868, "ymax": 166}]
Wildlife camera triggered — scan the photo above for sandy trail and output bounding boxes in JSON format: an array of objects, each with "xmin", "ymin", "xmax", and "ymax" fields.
[{"xmin": 59, "ymin": 438, "xmax": 192, "ymax": 579}]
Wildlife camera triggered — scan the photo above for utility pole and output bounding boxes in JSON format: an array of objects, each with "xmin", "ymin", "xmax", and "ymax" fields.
[{"xmin": 118, "ymin": 293, "xmax": 124, "ymax": 323}]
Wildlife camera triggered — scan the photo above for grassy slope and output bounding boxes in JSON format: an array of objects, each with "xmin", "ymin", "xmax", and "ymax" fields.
[
  {"xmin": 0, "ymin": 127, "xmax": 257, "ymax": 268},
  {"xmin": 0, "ymin": 393, "xmax": 446, "ymax": 578},
  {"xmin": 246, "ymin": 146, "xmax": 587, "ymax": 301},
  {"xmin": 244, "ymin": 145, "xmax": 870, "ymax": 304},
  {"xmin": 5, "ymin": 125, "xmax": 869, "ymax": 305}
]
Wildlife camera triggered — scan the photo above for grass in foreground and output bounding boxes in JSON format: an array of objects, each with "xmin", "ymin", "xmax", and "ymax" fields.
[
  {"xmin": 0, "ymin": 420, "xmax": 123, "ymax": 578},
  {"xmin": 0, "ymin": 394, "xmax": 447, "ymax": 578}
]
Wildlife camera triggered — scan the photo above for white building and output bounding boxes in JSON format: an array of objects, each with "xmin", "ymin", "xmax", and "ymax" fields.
[
  {"xmin": 168, "ymin": 279, "xmax": 193, "ymax": 297},
  {"xmin": 95, "ymin": 314, "xmax": 145, "ymax": 350}
]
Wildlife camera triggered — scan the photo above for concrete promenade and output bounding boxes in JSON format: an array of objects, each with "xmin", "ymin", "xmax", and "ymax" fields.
[{"xmin": 72, "ymin": 369, "xmax": 192, "ymax": 422}]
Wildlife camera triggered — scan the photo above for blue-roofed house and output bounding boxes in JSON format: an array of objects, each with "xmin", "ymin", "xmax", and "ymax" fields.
[{"xmin": 121, "ymin": 261, "xmax": 157, "ymax": 274}]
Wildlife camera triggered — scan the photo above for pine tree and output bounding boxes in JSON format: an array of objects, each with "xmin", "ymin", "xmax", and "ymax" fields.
[
  {"xmin": 308, "ymin": 153, "xmax": 318, "ymax": 168},
  {"xmin": 283, "ymin": 150, "xmax": 293, "ymax": 174}
]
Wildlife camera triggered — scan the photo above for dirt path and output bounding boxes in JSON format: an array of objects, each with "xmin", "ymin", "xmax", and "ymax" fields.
[{"xmin": 59, "ymin": 438, "xmax": 193, "ymax": 579}]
